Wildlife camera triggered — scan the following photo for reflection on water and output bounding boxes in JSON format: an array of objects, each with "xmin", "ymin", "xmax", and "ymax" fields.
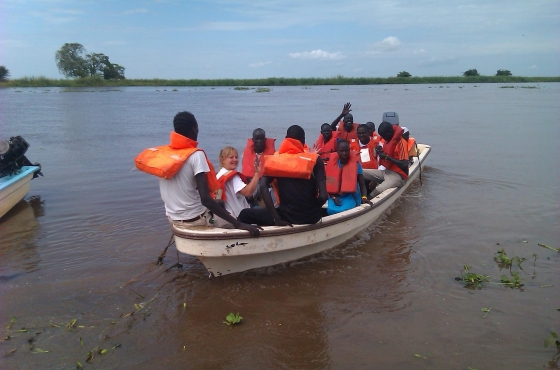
[{"xmin": 0, "ymin": 196, "xmax": 45, "ymax": 279}]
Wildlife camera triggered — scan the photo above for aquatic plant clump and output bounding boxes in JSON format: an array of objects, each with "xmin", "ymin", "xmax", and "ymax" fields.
[{"xmin": 456, "ymin": 264, "xmax": 490, "ymax": 287}]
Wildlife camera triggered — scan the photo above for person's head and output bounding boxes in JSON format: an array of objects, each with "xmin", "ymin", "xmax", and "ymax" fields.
[
  {"xmin": 336, "ymin": 139, "xmax": 351, "ymax": 165},
  {"xmin": 366, "ymin": 121, "xmax": 376, "ymax": 134},
  {"xmin": 343, "ymin": 113, "xmax": 354, "ymax": 132},
  {"xmin": 218, "ymin": 146, "xmax": 239, "ymax": 170},
  {"xmin": 357, "ymin": 124, "xmax": 370, "ymax": 145},
  {"xmin": 286, "ymin": 125, "xmax": 306, "ymax": 144},
  {"xmin": 173, "ymin": 111, "xmax": 198, "ymax": 140},
  {"xmin": 320, "ymin": 123, "xmax": 333, "ymax": 141},
  {"xmin": 252, "ymin": 128, "xmax": 266, "ymax": 154},
  {"xmin": 378, "ymin": 121, "xmax": 394, "ymax": 142},
  {"xmin": 382, "ymin": 112, "xmax": 399, "ymax": 126},
  {"xmin": 402, "ymin": 127, "xmax": 410, "ymax": 141}
]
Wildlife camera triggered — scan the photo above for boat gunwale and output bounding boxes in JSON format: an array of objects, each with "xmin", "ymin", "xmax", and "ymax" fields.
[
  {"xmin": 173, "ymin": 145, "xmax": 431, "ymax": 240},
  {"xmin": 0, "ymin": 166, "xmax": 39, "ymax": 191}
]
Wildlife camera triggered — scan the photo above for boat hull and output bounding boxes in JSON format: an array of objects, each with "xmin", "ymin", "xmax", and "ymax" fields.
[
  {"xmin": 173, "ymin": 145, "xmax": 431, "ymax": 276},
  {"xmin": 0, "ymin": 166, "xmax": 39, "ymax": 219}
]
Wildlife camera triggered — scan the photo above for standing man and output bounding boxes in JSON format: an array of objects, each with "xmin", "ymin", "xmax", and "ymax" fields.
[
  {"xmin": 313, "ymin": 123, "xmax": 339, "ymax": 163},
  {"xmin": 135, "ymin": 111, "xmax": 260, "ymax": 236},
  {"xmin": 366, "ymin": 121, "xmax": 409, "ymax": 198},
  {"xmin": 330, "ymin": 102, "xmax": 359, "ymax": 143},
  {"xmin": 238, "ymin": 125, "xmax": 328, "ymax": 226}
]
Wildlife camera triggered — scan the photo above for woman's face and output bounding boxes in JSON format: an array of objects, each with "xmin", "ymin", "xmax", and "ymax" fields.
[{"xmin": 222, "ymin": 152, "xmax": 239, "ymax": 170}]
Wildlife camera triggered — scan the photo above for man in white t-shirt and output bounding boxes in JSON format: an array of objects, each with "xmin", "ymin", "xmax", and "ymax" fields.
[{"xmin": 159, "ymin": 111, "xmax": 260, "ymax": 236}]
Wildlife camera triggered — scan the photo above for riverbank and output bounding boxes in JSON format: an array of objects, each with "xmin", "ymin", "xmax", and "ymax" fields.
[{"xmin": 1, "ymin": 75, "xmax": 558, "ymax": 88}]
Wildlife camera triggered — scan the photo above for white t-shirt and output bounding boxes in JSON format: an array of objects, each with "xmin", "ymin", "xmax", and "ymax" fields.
[
  {"xmin": 159, "ymin": 151, "xmax": 209, "ymax": 220},
  {"xmin": 216, "ymin": 168, "xmax": 250, "ymax": 218}
]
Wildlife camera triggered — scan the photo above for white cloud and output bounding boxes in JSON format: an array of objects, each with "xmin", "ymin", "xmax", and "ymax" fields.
[
  {"xmin": 125, "ymin": 8, "xmax": 148, "ymax": 15},
  {"xmin": 413, "ymin": 49, "xmax": 426, "ymax": 54},
  {"xmin": 530, "ymin": 65, "xmax": 537, "ymax": 69},
  {"xmin": 289, "ymin": 49, "xmax": 344, "ymax": 60},
  {"xmin": 249, "ymin": 61, "xmax": 271, "ymax": 67},
  {"xmin": 367, "ymin": 36, "xmax": 401, "ymax": 54}
]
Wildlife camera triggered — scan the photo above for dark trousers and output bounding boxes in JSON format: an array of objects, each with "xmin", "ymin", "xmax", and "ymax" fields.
[{"xmin": 238, "ymin": 208, "xmax": 285, "ymax": 226}]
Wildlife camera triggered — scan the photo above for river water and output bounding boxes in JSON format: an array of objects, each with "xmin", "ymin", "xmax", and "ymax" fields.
[{"xmin": 0, "ymin": 83, "xmax": 559, "ymax": 369}]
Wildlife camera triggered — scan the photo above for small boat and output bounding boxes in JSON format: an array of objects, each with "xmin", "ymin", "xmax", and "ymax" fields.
[
  {"xmin": 0, "ymin": 166, "xmax": 41, "ymax": 219},
  {"xmin": 173, "ymin": 144, "xmax": 431, "ymax": 276}
]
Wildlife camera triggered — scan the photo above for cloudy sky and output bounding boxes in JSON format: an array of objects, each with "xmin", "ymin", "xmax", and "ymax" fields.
[{"xmin": 1, "ymin": 0, "xmax": 558, "ymax": 79}]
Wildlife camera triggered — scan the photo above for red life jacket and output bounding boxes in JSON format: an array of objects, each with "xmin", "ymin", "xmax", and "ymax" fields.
[
  {"xmin": 263, "ymin": 138, "xmax": 318, "ymax": 179},
  {"xmin": 337, "ymin": 121, "xmax": 359, "ymax": 143},
  {"xmin": 215, "ymin": 170, "xmax": 248, "ymax": 201},
  {"xmin": 325, "ymin": 152, "xmax": 360, "ymax": 195},
  {"xmin": 241, "ymin": 137, "xmax": 276, "ymax": 178},
  {"xmin": 378, "ymin": 125, "xmax": 408, "ymax": 180},
  {"xmin": 314, "ymin": 131, "xmax": 339, "ymax": 162},
  {"xmin": 134, "ymin": 131, "xmax": 220, "ymax": 194}
]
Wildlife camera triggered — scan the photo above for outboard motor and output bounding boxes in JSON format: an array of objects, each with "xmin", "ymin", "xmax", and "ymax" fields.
[{"xmin": 0, "ymin": 136, "xmax": 43, "ymax": 179}]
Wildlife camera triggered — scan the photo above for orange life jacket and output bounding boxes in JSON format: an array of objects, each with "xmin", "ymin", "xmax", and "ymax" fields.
[
  {"xmin": 378, "ymin": 125, "xmax": 408, "ymax": 180},
  {"xmin": 407, "ymin": 137, "xmax": 418, "ymax": 157},
  {"xmin": 134, "ymin": 131, "xmax": 220, "ymax": 193},
  {"xmin": 351, "ymin": 138, "xmax": 379, "ymax": 169},
  {"xmin": 241, "ymin": 137, "xmax": 276, "ymax": 178},
  {"xmin": 215, "ymin": 170, "xmax": 247, "ymax": 201},
  {"xmin": 314, "ymin": 131, "xmax": 339, "ymax": 162},
  {"xmin": 337, "ymin": 122, "xmax": 359, "ymax": 143},
  {"xmin": 325, "ymin": 152, "xmax": 360, "ymax": 195},
  {"xmin": 263, "ymin": 138, "xmax": 318, "ymax": 179}
]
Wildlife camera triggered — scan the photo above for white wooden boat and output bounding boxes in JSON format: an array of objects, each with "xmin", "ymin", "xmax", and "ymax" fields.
[
  {"xmin": 0, "ymin": 166, "xmax": 40, "ymax": 219},
  {"xmin": 173, "ymin": 144, "xmax": 431, "ymax": 276}
]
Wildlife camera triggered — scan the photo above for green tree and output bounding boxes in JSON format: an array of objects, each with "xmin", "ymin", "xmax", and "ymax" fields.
[
  {"xmin": 397, "ymin": 71, "xmax": 411, "ymax": 77},
  {"xmin": 103, "ymin": 63, "xmax": 125, "ymax": 79},
  {"xmin": 463, "ymin": 69, "xmax": 479, "ymax": 77},
  {"xmin": 496, "ymin": 69, "xmax": 512, "ymax": 76},
  {"xmin": 55, "ymin": 43, "xmax": 88, "ymax": 78},
  {"xmin": 55, "ymin": 44, "xmax": 126, "ymax": 79},
  {"xmin": 0, "ymin": 66, "xmax": 9, "ymax": 82}
]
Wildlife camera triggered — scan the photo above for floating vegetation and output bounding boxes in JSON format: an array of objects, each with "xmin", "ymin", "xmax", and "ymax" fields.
[
  {"xmin": 494, "ymin": 249, "xmax": 534, "ymax": 269},
  {"xmin": 481, "ymin": 307, "xmax": 492, "ymax": 318},
  {"xmin": 456, "ymin": 264, "xmax": 490, "ymax": 287},
  {"xmin": 500, "ymin": 271, "xmax": 524, "ymax": 289},
  {"xmin": 223, "ymin": 312, "xmax": 243, "ymax": 326},
  {"xmin": 544, "ymin": 331, "xmax": 560, "ymax": 351},
  {"xmin": 255, "ymin": 87, "xmax": 270, "ymax": 93},
  {"xmin": 500, "ymin": 85, "xmax": 516, "ymax": 88},
  {"xmin": 172, "ymin": 88, "xmax": 178, "ymax": 91},
  {"xmin": 330, "ymin": 88, "xmax": 339, "ymax": 90},
  {"xmin": 520, "ymin": 85, "xmax": 539, "ymax": 89},
  {"xmin": 234, "ymin": 86, "xmax": 250, "ymax": 91},
  {"xmin": 539, "ymin": 243, "xmax": 559, "ymax": 252}
]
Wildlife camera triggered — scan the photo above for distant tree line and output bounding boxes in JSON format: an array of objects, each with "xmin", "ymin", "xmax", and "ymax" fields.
[
  {"xmin": 463, "ymin": 69, "xmax": 512, "ymax": 77},
  {"xmin": 55, "ymin": 43, "xmax": 125, "ymax": 79}
]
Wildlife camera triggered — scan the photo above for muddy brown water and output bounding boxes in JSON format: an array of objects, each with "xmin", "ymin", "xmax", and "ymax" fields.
[{"xmin": 0, "ymin": 84, "xmax": 559, "ymax": 369}]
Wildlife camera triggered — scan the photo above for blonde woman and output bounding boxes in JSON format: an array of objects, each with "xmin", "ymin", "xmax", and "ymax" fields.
[{"xmin": 216, "ymin": 146, "xmax": 260, "ymax": 218}]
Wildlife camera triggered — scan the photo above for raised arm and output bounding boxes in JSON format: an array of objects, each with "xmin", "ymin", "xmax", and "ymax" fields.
[
  {"xmin": 330, "ymin": 102, "xmax": 352, "ymax": 131},
  {"xmin": 238, "ymin": 161, "xmax": 260, "ymax": 197},
  {"xmin": 195, "ymin": 173, "xmax": 261, "ymax": 236}
]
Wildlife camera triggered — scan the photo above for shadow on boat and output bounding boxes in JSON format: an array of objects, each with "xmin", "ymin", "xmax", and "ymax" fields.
[{"xmin": 0, "ymin": 195, "xmax": 45, "ymax": 279}]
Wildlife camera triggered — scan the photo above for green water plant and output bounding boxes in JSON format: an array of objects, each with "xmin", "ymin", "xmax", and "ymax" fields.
[
  {"xmin": 456, "ymin": 264, "xmax": 489, "ymax": 287},
  {"xmin": 255, "ymin": 87, "xmax": 270, "ymax": 93},
  {"xmin": 539, "ymin": 243, "xmax": 559, "ymax": 252},
  {"xmin": 500, "ymin": 271, "xmax": 524, "ymax": 289},
  {"xmin": 481, "ymin": 307, "xmax": 492, "ymax": 318},
  {"xmin": 494, "ymin": 249, "xmax": 530, "ymax": 269},
  {"xmin": 223, "ymin": 312, "xmax": 243, "ymax": 326},
  {"xmin": 545, "ymin": 331, "xmax": 560, "ymax": 352}
]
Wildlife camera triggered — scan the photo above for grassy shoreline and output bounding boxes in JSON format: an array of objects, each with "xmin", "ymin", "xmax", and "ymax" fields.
[{"xmin": 1, "ymin": 75, "xmax": 558, "ymax": 88}]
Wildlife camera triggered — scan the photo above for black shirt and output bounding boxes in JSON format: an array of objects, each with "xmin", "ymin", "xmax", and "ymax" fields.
[{"xmin": 276, "ymin": 158, "xmax": 326, "ymax": 224}]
